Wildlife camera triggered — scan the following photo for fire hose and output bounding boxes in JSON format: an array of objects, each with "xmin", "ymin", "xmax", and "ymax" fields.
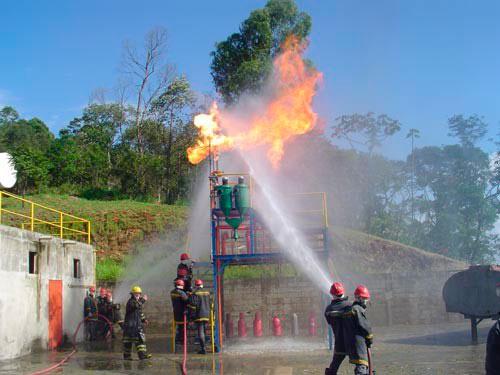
[
  {"xmin": 181, "ymin": 312, "xmax": 188, "ymax": 375},
  {"xmin": 367, "ymin": 347, "xmax": 374, "ymax": 375},
  {"xmin": 29, "ymin": 314, "xmax": 114, "ymax": 375}
]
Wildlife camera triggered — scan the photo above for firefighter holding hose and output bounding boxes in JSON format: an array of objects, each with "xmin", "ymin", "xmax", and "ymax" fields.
[
  {"xmin": 122, "ymin": 285, "xmax": 152, "ymax": 360},
  {"xmin": 83, "ymin": 286, "xmax": 98, "ymax": 341},
  {"xmin": 324, "ymin": 282, "xmax": 350, "ymax": 375},
  {"xmin": 188, "ymin": 279, "xmax": 211, "ymax": 354},
  {"xmin": 177, "ymin": 253, "xmax": 195, "ymax": 292},
  {"xmin": 171, "ymin": 279, "xmax": 189, "ymax": 344},
  {"xmin": 342, "ymin": 285, "xmax": 373, "ymax": 375}
]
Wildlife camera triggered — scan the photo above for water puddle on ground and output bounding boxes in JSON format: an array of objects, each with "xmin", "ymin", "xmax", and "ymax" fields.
[{"xmin": 0, "ymin": 322, "xmax": 489, "ymax": 375}]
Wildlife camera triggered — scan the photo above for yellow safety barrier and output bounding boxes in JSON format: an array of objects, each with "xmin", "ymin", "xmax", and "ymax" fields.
[
  {"xmin": 291, "ymin": 191, "xmax": 329, "ymax": 228},
  {"xmin": 0, "ymin": 190, "xmax": 91, "ymax": 244}
]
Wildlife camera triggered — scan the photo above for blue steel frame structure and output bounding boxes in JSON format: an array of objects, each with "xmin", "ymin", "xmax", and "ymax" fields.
[{"xmin": 209, "ymin": 172, "xmax": 330, "ymax": 351}]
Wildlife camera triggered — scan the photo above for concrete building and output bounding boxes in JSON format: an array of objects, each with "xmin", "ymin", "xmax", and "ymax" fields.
[{"xmin": 0, "ymin": 224, "xmax": 95, "ymax": 360}]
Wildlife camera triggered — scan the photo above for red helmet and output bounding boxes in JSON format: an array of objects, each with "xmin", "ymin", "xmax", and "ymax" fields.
[
  {"xmin": 99, "ymin": 287, "xmax": 106, "ymax": 297},
  {"xmin": 330, "ymin": 282, "xmax": 345, "ymax": 297},
  {"xmin": 354, "ymin": 285, "xmax": 371, "ymax": 299},
  {"xmin": 195, "ymin": 279, "xmax": 203, "ymax": 287},
  {"xmin": 180, "ymin": 253, "xmax": 190, "ymax": 261},
  {"xmin": 175, "ymin": 279, "xmax": 185, "ymax": 287},
  {"xmin": 89, "ymin": 286, "xmax": 96, "ymax": 293}
]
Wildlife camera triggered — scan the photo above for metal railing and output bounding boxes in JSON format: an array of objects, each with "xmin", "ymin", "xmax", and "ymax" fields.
[
  {"xmin": 170, "ymin": 305, "xmax": 215, "ymax": 353},
  {"xmin": 0, "ymin": 190, "xmax": 91, "ymax": 244}
]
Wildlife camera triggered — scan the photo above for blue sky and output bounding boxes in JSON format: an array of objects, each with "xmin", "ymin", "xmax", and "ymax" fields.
[{"xmin": 0, "ymin": 0, "xmax": 499, "ymax": 160}]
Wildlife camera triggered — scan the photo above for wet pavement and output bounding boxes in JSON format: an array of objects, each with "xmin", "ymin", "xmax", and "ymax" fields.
[{"xmin": 0, "ymin": 321, "xmax": 491, "ymax": 374}]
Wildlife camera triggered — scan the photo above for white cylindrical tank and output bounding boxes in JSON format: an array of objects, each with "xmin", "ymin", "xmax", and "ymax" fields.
[{"xmin": 0, "ymin": 153, "xmax": 17, "ymax": 189}]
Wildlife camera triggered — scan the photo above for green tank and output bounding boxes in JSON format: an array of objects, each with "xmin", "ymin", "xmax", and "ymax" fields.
[
  {"xmin": 225, "ymin": 217, "xmax": 243, "ymax": 240},
  {"xmin": 233, "ymin": 176, "xmax": 250, "ymax": 217},
  {"xmin": 216, "ymin": 179, "xmax": 233, "ymax": 217}
]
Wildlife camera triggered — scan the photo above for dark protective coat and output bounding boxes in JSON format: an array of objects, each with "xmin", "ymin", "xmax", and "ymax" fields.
[
  {"xmin": 171, "ymin": 288, "xmax": 189, "ymax": 322},
  {"xmin": 341, "ymin": 301, "xmax": 373, "ymax": 367},
  {"xmin": 486, "ymin": 320, "xmax": 500, "ymax": 375},
  {"xmin": 83, "ymin": 295, "xmax": 97, "ymax": 318},
  {"xmin": 324, "ymin": 296, "xmax": 350, "ymax": 355},
  {"xmin": 123, "ymin": 295, "xmax": 147, "ymax": 339},
  {"xmin": 177, "ymin": 262, "xmax": 194, "ymax": 290},
  {"xmin": 97, "ymin": 296, "xmax": 112, "ymax": 319},
  {"xmin": 188, "ymin": 288, "xmax": 211, "ymax": 322}
]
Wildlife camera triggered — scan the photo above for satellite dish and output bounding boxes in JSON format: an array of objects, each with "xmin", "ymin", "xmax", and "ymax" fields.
[{"xmin": 0, "ymin": 153, "xmax": 17, "ymax": 189}]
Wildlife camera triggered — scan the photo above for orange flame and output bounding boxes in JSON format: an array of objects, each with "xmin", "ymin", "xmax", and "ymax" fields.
[
  {"xmin": 187, "ymin": 103, "xmax": 234, "ymax": 164},
  {"xmin": 187, "ymin": 36, "xmax": 322, "ymax": 168}
]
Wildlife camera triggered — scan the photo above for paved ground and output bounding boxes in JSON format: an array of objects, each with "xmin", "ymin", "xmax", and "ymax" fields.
[{"xmin": 0, "ymin": 321, "xmax": 491, "ymax": 374}]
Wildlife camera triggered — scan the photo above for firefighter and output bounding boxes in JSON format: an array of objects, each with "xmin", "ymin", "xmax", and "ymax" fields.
[
  {"xmin": 122, "ymin": 285, "xmax": 151, "ymax": 360},
  {"xmin": 97, "ymin": 287, "xmax": 111, "ymax": 338},
  {"xmin": 324, "ymin": 282, "xmax": 350, "ymax": 375},
  {"xmin": 83, "ymin": 286, "xmax": 98, "ymax": 341},
  {"xmin": 486, "ymin": 319, "xmax": 500, "ymax": 374},
  {"xmin": 171, "ymin": 278, "xmax": 189, "ymax": 344},
  {"xmin": 177, "ymin": 253, "xmax": 195, "ymax": 292},
  {"xmin": 188, "ymin": 279, "xmax": 211, "ymax": 354},
  {"xmin": 486, "ymin": 282, "xmax": 500, "ymax": 374},
  {"xmin": 107, "ymin": 290, "xmax": 124, "ymax": 332},
  {"xmin": 341, "ymin": 285, "xmax": 373, "ymax": 375}
]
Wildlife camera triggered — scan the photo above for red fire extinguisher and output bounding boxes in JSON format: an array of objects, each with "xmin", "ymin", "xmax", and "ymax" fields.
[
  {"xmin": 253, "ymin": 311, "xmax": 263, "ymax": 337},
  {"xmin": 272, "ymin": 314, "xmax": 282, "ymax": 337},
  {"xmin": 238, "ymin": 312, "xmax": 247, "ymax": 338},
  {"xmin": 308, "ymin": 312, "xmax": 317, "ymax": 336}
]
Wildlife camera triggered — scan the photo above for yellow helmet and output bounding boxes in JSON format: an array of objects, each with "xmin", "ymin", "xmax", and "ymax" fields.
[{"xmin": 131, "ymin": 285, "xmax": 142, "ymax": 294}]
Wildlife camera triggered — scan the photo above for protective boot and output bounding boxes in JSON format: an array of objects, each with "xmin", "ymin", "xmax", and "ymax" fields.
[{"xmin": 354, "ymin": 364, "xmax": 369, "ymax": 375}]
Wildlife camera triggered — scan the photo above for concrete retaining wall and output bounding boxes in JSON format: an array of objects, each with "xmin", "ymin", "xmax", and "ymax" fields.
[
  {"xmin": 0, "ymin": 225, "xmax": 95, "ymax": 360},
  {"xmin": 131, "ymin": 268, "xmax": 463, "ymax": 334}
]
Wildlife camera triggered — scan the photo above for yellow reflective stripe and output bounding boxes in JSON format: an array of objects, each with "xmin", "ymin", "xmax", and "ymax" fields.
[
  {"xmin": 366, "ymin": 334, "xmax": 374, "ymax": 339},
  {"xmin": 195, "ymin": 291, "xmax": 210, "ymax": 296},
  {"xmin": 349, "ymin": 359, "xmax": 369, "ymax": 366},
  {"xmin": 195, "ymin": 318, "xmax": 210, "ymax": 322}
]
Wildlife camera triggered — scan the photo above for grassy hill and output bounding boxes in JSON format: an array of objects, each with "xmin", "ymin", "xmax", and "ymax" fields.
[
  {"xmin": 330, "ymin": 228, "xmax": 466, "ymax": 274},
  {"xmin": 1, "ymin": 193, "xmax": 187, "ymax": 258},
  {"xmin": 0, "ymin": 194, "xmax": 466, "ymax": 281}
]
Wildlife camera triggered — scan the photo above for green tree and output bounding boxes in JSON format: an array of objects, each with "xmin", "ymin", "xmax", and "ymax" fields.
[
  {"xmin": 66, "ymin": 103, "xmax": 126, "ymax": 188},
  {"xmin": 210, "ymin": 0, "xmax": 311, "ymax": 104},
  {"xmin": 0, "ymin": 106, "xmax": 19, "ymax": 124},
  {"xmin": 448, "ymin": 114, "xmax": 488, "ymax": 147},
  {"xmin": 406, "ymin": 128, "xmax": 421, "ymax": 222},
  {"xmin": 332, "ymin": 112, "xmax": 402, "ymax": 154},
  {"xmin": 150, "ymin": 75, "xmax": 195, "ymax": 203},
  {"xmin": 412, "ymin": 143, "xmax": 498, "ymax": 262},
  {"xmin": 0, "ymin": 109, "xmax": 54, "ymax": 193}
]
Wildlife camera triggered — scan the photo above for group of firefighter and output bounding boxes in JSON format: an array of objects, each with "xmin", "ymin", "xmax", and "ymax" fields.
[
  {"xmin": 83, "ymin": 252, "xmax": 210, "ymax": 360},
  {"xmin": 83, "ymin": 286, "xmax": 122, "ymax": 341},
  {"xmin": 324, "ymin": 282, "xmax": 373, "ymax": 375},
  {"xmin": 171, "ymin": 252, "xmax": 212, "ymax": 355},
  {"xmin": 83, "ymin": 284, "xmax": 151, "ymax": 359}
]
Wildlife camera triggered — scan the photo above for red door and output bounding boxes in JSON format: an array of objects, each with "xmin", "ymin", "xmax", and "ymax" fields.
[{"xmin": 48, "ymin": 280, "xmax": 63, "ymax": 349}]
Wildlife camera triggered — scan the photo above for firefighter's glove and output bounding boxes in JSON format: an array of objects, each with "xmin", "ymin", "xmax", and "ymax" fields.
[{"xmin": 365, "ymin": 337, "xmax": 373, "ymax": 348}]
